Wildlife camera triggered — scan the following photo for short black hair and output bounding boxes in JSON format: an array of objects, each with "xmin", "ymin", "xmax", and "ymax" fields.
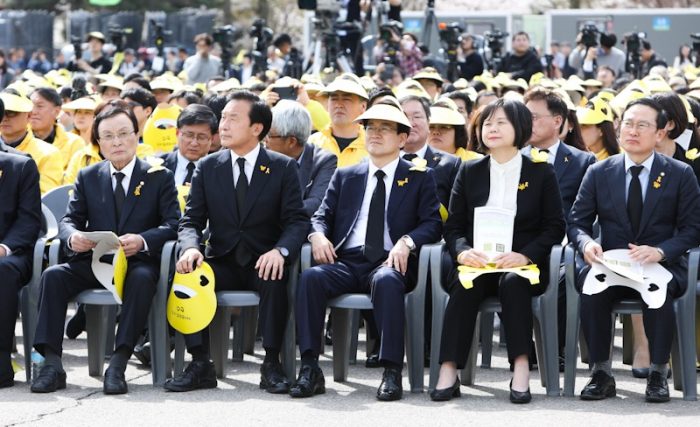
[
  {"xmin": 202, "ymin": 93, "xmax": 227, "ymax": 126},
  {"xmin": 91, "ymin": 99, "xmax": 139, "ymax": 147},
  {"xmin": 650, "ymin": 92, "xmax": 687, "ymax": 139},
  {"xmin": 446, "ymin": 91, "xmax": 474, "ymax": 115},
  {"xmin": 599, "ymin": 32, "xmax": 617, "ymax": 48},
  {"xmin": 121, "ymin": 87, "xmax": 157, "ymax": 112},
  {"xmin": 523, "ymin": 89, "xmax": 568, "ymax": 132},
  {"xmin": 512, "ymin": 31, "xmax": 530, "ymax": 41},
  {"xmin": 478, "ymin": 99, "xmax": 533, "ymax": 150},
  {"xmin": 123, "ymin": 74, "xmax": 152, "ymax": 91},
  {"xmin": 399, "ymin": 94, "xmax": 431, "ymax": 119},
  {"xmin": 623, "ymin": 97, "xmax": 669, "ymax": 130},
  {"xmin": 177, "ymin": 104, "xmax": 218, "ymax": 134},
  {"xmin": 226, "ymin": 91, "xmax": 272, "ymax": 141},
  {"xmin": 31, "ymin": 87, "xmax": 62, "ymax": 107},
  {"xmin": 170, "ymin": 90, "xmax": 202, "ymax": 106},
  {"xmin": 367, "ymin": 87, "xmax": 395, "ymax": 108},
  {"xmin": 273, "ymin": 33, "xmax": 292, "ymax": 48},
  {"xmin": 642, "ymin": 40, "xmax": 652, "ymax": 51}
]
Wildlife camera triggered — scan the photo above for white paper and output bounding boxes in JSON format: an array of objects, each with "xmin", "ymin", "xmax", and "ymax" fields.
[
  {"xmin": 83, "ymin": 231, "xmax": 124, "ymax": 304},
  {"xmin": 473, "ymin": 207, "xmax": 515, "ymax": 262}
]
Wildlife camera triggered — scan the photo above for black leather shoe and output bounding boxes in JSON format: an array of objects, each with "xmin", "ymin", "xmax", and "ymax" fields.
[
  {"xmin": 430, "ymin": 377, "xmax": 461, "ymax": 402},
  {"xmin": 509, "ymin": 379, "xmax": 531, "ymax": 404},
  {"xmin": 377, "ymin": 367, "xmax": 403, "ymax": 401},
  {"xmin": 65, "ymin": 305, "xmax": 86, "ymax": 339},
  {"xmin": 580, "ymin": 370, "xmax": 616, "ymax": 400},
  {"xmin": 103, "ymin": 367, "xmax": 128, "ymax": 395},
  {"xmin": 163, "ymin": 360, "xmax": 217, "ymax": 392},
  {"xmin": 632, "ymin": 367, "xmax": 649, "ymax": 378},
  {"xmin": 31, "ymin": 365, "xmax": 67, "ymax": 393},
  {"xmin": 365, "ymin": 353, "xmax": 380, "ymax": 368},
  {"xmin": 0, "ymin": 372, "xmax": 14, "ymax": 389},
  {"xmin": 290, "ymin": 365, "xmax": 325, "ymax": 398},
  {"xmin": 645, "ymin": 371, "xmax": 670, "ymax": 403},
  {"xmin": 133, "ymin": 342, "xmax": 151, "ymax": 367},
  {"xmin": 260, "ymin": 362, "xmax": 290, "ymax": 394}
]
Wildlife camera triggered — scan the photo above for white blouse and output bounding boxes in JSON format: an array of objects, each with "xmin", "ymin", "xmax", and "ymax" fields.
[{"xmin": 486, "ymin": 154, "xmax": 522, "ymax": 213}]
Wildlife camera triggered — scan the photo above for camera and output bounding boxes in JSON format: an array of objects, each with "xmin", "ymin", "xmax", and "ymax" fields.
[
  {"xmin": 623, "ymin": 31, "xmax": 647, "ymax": 54},
  {"xmin": 150, "ymin": 20, "xmax": 173, "ymax": 57},
  {"xmin": 249, "ymin": 19, "xmax": 274, "ymax": 76},
  {"xmin": 108, "ymin": 26, "xmax": 133, "ymax": 53},
  {"xmin": 438, "ymin": 22, "xmax": 464, "ymax": 49},
  {"xmin": 71, "ymin": 35, "xmax": 83, "ymax": 61},
  {"xmin": 580, "ymin": 22, "xmax": 599, "ymax": 48},
  {"xmin": 213, "ymin": 25, "xmax": 243, "ymax": 49},
  {"xmin": 283, "ymin": 47, "xmax": 304, "ymax": 79},
  {"xmin": 380, "ymin": 20, "xmax": 402, "ymax": 43}
]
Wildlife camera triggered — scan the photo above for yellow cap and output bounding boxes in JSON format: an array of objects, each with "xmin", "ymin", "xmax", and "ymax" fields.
[
  {"xmin": 413, "ymin": 67, "xmax": 444, "ymax": 84},
  {"xmin": 582, "ymin": 79, "xmax": 603, "ymax": 87},
  {"xmin": 429, "ymin": 98, "xmax": 465, "ymax": 126},
  {"xmin": 395, "ymin": 79, "xmax": 431, "ymax": 100},
  {"xmin": 355, "ymin": 97, "xmax": 411, "ymax": 128},
  {"xmin": 211, "ymin": 78, "xmax": 241, "ymax": 93},
  {"xmin": 0, "ymin": 91, "xmax": 33, "ymax": 112},
  {"xmin": 679, "ymin": 94, "xmax": 696, "ymax": 124},
  {"xmin": 62, "ymin": 96, "xmax": 99, "ymax": 111},
  {"xmin": 321, "ymin": 73, "xmax": 369, "ymax": 100},
  {"xmin": 577, "ymin": 98, "xmax": 613, "ymax": 125}
]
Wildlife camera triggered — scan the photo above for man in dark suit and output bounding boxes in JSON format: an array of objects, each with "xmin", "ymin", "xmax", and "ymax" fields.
[
  {"xmin": 569, "ymin": 98, "xmax": 700, "ymax": 403},
  {"xmin": 161, "ymin": 104, "xmax": 218, "ymax": 186},
  {"xmin": 166, "ymin": 91, "xmax": 309, "ymax": 394},
  {"xmin": 31, "ymin": 102, "xmax": 180, "ymax": 394},
  {"xmin": 266, "ymin": 100, "xmax": 337, "ymax": 218},
  {"xmin": 0, "ymin": 146, "xmax": 42, "ymax": 388},
  {"xmin": 290, "ymin": 98, "xmax": 442, "ymax": 401}
]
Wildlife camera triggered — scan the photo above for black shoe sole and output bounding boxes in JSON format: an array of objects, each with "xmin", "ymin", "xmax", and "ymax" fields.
[
  {"xmin": 645, "ymin": 394, "xmax": 670, "ymax": 403},
  {"xmin": 31, "ymin": 380, "xmax": 67, "ymax": 393},
  {"xmin": 260, "ymin": 381, "xmax": 291, "ymax": 394},
  {"xmin": 104, "ymin": 386, "xmax": 128, "ymax": 395},
  {"xmin": 580, "ymin": 389, "xmax": 616, "ymax": 400},
  {"xmin": 289, "ymin": 384, "xmax": 326, "ymax": 398},
  {"xmin": 163, "ymin": 379, "xmax": 217, "ymax": 392},
  {"xmin": 133, "ymin": 350, "xmax": 151, "ymax": 367},
  {"xmin": 377, "ymin": 391, "xmax": 403, "ymax": 401}
]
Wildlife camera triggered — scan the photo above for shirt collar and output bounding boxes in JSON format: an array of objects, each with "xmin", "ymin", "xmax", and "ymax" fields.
[
  {"xmin": 624, "ymin": 152, "xmax": 655, "ymax": 173},
  {"xmin": 230, "ymin": 143, "xmax": 261, "ymax": 166},
  {"xmin": 368, "ymin": 155, "xmax": 401, "ymax": 179},
  {"xmin": 109, "ymin": 155, "xmax": 138, "ymax": 179},
  {"xmin": 176, "ymin": 150, "xmax": 194, "ymax": 167},
  {"xmin": 401, "ymin": 143, "xmax": 428, "ymax": 160},
  {"xmin": 489, "ymin": 152, "xmax": 522, "ymax": 173},
  {"xmin": 548, "ymin": 141, "xmax": 561, "ymax": 160}
]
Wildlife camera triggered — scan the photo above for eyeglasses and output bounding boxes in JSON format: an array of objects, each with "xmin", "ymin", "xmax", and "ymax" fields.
[
  {"xmin": 180, "ymin": 131, "xmax": 211, "ymax": 142},
  {"xmin": 429, "ymin": 125, "xmax": 453, "ymax": 133},
  {"xmin": 3, "ymin": 110, "xmax": 20, "ymax": 118},
  {"xmin": 621, "ymin": 120, "xmax": 654, "ymax": 132},
  {"xmin": 99, "ymin": 130, "xmax": 135, "ymax": 142},
  {"xmin": 365, "ymin": 124, "xmax": 398, "ymax": 134}
]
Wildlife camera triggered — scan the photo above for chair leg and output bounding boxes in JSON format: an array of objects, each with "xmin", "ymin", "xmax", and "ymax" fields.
[
  {"xmin": 281, "ymin": 305, "xmax": 296, "ymax": 382},
  {"xmin": 148, "ymin": 309, "xmax": 169, "ymax": 385},
  {"xmin": 462, "ymin": 313, "xmax": 480, "ymax": 386},
  {"xmin": 85, "ymin": 305, "xmax": 111, "ymax": 377},
  {"xmin": 20, "ymin": 289, "xmax": 36, "ymax": 383},
  {"xmin": 210, "ymin": 307, "xmax": 231, "ymax": 379},
  {"xmin": 405, "ymin": 293, "xmax": 424, "ymax": 393},
  {"xmin": 480, "ymin": 312, "xmax": 494, "ymax": 368},
  {"xmin": 621, "ymin": 315, "xmax": 634, "ymax": 366},
  {"xmin": 564, "ymin": 290, "xmax": 580, "ymax": 397},
  {"xmin": 243, "ymin": 307, "xmax": 258, "ymax": 356},
  {"xmin": 232, "ymin": 312, "xmax": 244, "ymax": 362},
  {"xmin": 331, "ymin": 308, "xmax": 353, "ymax": 382},
  {"xmin": 104, "ymin": 308, "xmax": 116, "ymax": 359},
  {"xmin": 173, "ymin": 332, "xmax": 186, "ymax": 376},
  {"xmin": 674, "ymin": 301, "xmax": 698, "ymax": 400},
  {"xmin": 428, "ymin": 294, "xmax": 447, "ymax": 392},
  {"xmin": 536, "ymin": 311, "xmax": 560, "ymax": 396},
  {"xmin": 349, "ymin": 310, "xmax": 360, "ymax": 365}
]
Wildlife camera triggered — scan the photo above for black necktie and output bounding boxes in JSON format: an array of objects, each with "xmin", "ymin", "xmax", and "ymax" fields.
[
  {"xmin": 627, "ymin": 165, "xmax": 644, "ymax": 236},
  {"xmin": 113, "ymin": 172, "xmax": 126, "ymax": 219},
  {"xmin": 364, "ymin": 170, "xmax": 386, "ymax": 263},
  {"xmin": 234, "ymin": 158, "xmax": 251, "ymax": 266},
  {"xmin": 183, "ymin": 161, "xmax": 195, "ymax": 185},
  {"xmin": 403, "ymin": 153, "xmax": 418, "ymax": 162}
]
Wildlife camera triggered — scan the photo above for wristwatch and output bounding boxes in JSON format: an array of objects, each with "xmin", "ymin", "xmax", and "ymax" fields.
[
  {"xmin": 656, "ymin": 247, "xmax": 666, "ymax": 262},
  {"xmin": 400, "ymin": 235, "xmax": 416, "ymax": 251},
  {"xmin": 275, "ymin": 246, "xmax": 289, "ymax": 258}
]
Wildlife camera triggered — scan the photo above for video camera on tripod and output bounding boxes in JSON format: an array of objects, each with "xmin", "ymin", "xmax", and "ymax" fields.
[
  {"xmin": 249, "ymin": 18, "xmax": 274, "ymax": 77},
  {"xmin": 438, "ymin": 21, "xmax": 463, "ymax": 82},
  {"xmin": 108, "ymin": 26, "xmax": 133, "ymax": 53},
  {"xmin": 71, "ymin": 35, "xmax": 83, "ymax": 61},
  {"xmin": 150, "ymin": 20, "xmax": 173, "ymax": 58},
  {"xmin": 580, "ymin": 22, "xmax": 599, "ymax": 48},
  {"xmin": 213, "ymin": 25, "xmax": 243, "ymax": 78},
  {"xmin": 623, "ymin": 30, "xmax": 647, "ymax": 79},
  {"xmin": 690, "ymin": 33, "xmax": 700, "ymax": 67},
  {"xmin": 378, "ymin": 20, "xmax": 402, "ymax": 83},
  {"xmin": 484, "ymin": 28, "xmax": 508, "ymax": 72}
]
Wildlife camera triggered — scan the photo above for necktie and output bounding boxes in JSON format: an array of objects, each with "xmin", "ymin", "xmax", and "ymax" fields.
[
  {"xmin": 627, "ymin": 165, "xmax": 644, "ymax": 236},
  {"xmin": 234, "ymin": 158, "xmax": 251, "ymax": 266},
  {"xmin": 402, "ymin": 153, "xmax": 418, "ymax": 162},
  {"xmin": 113, "ymin": 172, "xmax": 126, "ymax": 219},
  {"xmin": 183, "ymin": 161, "xmax": 196, "ymax": 185},
  {"xmin": 364, "ymin": 170, "xmax": 386, "ymax": 263}
]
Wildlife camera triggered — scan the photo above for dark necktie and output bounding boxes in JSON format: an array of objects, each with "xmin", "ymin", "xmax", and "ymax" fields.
[
  {"xmin": 183, "ymin": 161, "xmax": 196, "ymax": 185},
  {"xmin": 364, "ymin": 170, "xmax": 386, "ymax": 263},
  {"xmin": 403, "ymin": 153, "xmax": 418, "ymax": 162},
  {"xmin": 113, "ymin": 172, "xmax": 126, "ymax": 219},
  {"xmin": 627, "ymin": 165, "xmax": 644, "ymax": 236},
  {"xmin": 234, "ymin": 157, "xmax": 251, "ymax": 266}
]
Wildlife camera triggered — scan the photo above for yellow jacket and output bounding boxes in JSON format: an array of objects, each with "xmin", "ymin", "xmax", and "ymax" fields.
[
  {"xmin": 39, "ymin": 124, "xmax": 86, "ymax": 170},
  {"xmin": 63, "ymin": 143, "xmax": 155, "ymax": 185},
  {"xmin": 455, "ymin": 147, "xmax": 484, "ymax": 162},
  {"xmin": 305, "ymin": 100, "xmax": 331, "ymax": 132},
  {"xmin": 595, "ymin": 148, "xmax": 609, "ymax": 161},
  {"xmin": 9, "ymin": 130, "xmax": 63, "ymax": 194},
  {"xmin": 308, "ymin": 125, "xmax": 367, "ymax": 168}
]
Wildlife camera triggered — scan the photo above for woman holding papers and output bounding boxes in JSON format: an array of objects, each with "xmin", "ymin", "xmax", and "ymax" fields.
[{"xmin": 431, "ymin": 99, "xmax": 565, "ymax": 403}]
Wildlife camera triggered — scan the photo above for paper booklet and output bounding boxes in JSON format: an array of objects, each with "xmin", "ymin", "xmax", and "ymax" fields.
[
  {"xmin": 473, "ymin": 207, "xmax": 515, "ymax": 263},
  {"xmin": 83, "ymin": 231, "xmax": 127, "ymax": 304}
]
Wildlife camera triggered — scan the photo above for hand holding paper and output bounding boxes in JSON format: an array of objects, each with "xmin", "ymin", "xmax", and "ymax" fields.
[
  {"xmin": 119, "ymin": 234, "xmax": 144, "ymax": 257},
  {"xmin": 81, "ymin": 231, "xmax": 127, "ymax": 304},
  {"xmin": 493, "ymin": 252, "xmax": 529, "ymax": 269},
  {"xmin": 628, "ymin": 244, "xmax": 663, "ymax": 264},
  {"xmin": 70, "ymin": 232, "xmax": 99, "ymax": 253},
  {"xmin": 457, "ymin": 248, "xmax": 489, "ymax": 268}
]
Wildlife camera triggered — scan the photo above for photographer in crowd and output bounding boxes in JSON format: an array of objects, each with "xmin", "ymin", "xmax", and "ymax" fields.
[
  {"xmin": 67, "ymin": 32, "xmax": 113, "ymax": 76},
  {"xmin": 568, "ymin": 31, "xmax": 626, "ymax": 78},
  {"xmin": 458, "ymin": 33, "xmax": 484, "ymax": 81},
  {"xmin": 183, "ymin": 33, "xmax": 222, "ymax": 85}
]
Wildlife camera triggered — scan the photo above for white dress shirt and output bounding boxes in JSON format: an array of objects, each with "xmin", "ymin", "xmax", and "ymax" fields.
[
  {"xmin": 343, "ymin": 157, "xmax": 400, "ymax": 251},
  {"xmin": 486, "ymin": 154, "xmax": 522, "ymax": 213},
  {"xmin": 400, "ymin": 143, "xmax": 428, "ymax": 160},
  {"xmin": 173, "ymin": 151, "xmax": 197, "ymax": 185},
  {"xmin": 545, "ymin": 141, "xmax": 560, "ymax": 165},
  {"xmin": 624, "ymin": 152, "xmax": 655, "ymax": 202},
  {"xmin": 231, "ymin": 144, "xmax": 261, "ymax": 186},
  {"xmin": 109, "ymin": 156, "xmax": 137, "ymax": 193}
]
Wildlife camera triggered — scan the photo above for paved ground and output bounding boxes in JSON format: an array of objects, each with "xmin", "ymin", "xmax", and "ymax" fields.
[{"xmin": 1, "ymin": 317, "xmax": 698, "ymax": 427}]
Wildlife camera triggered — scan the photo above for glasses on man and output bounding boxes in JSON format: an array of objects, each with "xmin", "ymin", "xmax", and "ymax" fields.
[
  {"xmin": 99, "ymin": 130, "xmax": 135, "ymax": 142},
  {"xmin": 365, "ymin": 124, "xmax": 398, "ymax": 135},
  {"xmin": 180, "ymin": 131, "xmax": 211, "ymax": 142},
  {"xmin": 621, "ymin": 120, "xmax": 654, "ymax": 132},
  {"xmin": 429, "ymin": 125, "xmax": 453, "ymax": 133}
]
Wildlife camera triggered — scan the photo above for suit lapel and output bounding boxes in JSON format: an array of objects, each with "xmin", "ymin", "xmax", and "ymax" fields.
[
  {"xmin": 100, "ymin": 162, "xmax": 118, "ymax": 231},
  {"xmin": 554, "ymin": 143, "xmax": 571, "ymax": 182},
  {"xmin": 638, "ymin": 155, "xmax": 668, "ymax": 236},
  {"xmin": 387, "ymin": 159, "xmax": 411, "ymax": 222},
  {"xmin": 473, "ymin": 157, "xmax": 491, "ymax": 208},
  {"xmin": 118, "ymin": 158, "xmax": 147, "ymax": 231},
  {"xmin": 340, "ymin": 164, "xmax": 368, "ymax": 245},
  {"xmin": 605, "ymin": 156, "xmax": 633, "ymax": 236},
  {"xmin": 424, "ymin": 146, "xmax": 441, "ymax": 168},
  {"xmin": 215, "ymin": 149, "xmax": 239, "ymax": 224},
  {"xmin": 240, "ymin": 146, "xmax": 272, "ymax": 222},
  {"xmin": 298, "ymin": 143, "xmax": 313, "ymax": 194}
]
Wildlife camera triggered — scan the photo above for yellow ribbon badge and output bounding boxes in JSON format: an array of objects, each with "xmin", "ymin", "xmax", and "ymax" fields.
[
  {"xmin": 530, "ymin": 147, "xmax": 549, "ymax": 163},
  {"xmin": 653, "ymin": 172, "xmax": 664, "ymax": 189},
  {"xmin": 409, "ymin": 157, "xmax": 428, "ymax": 172},
  {"xmin": 686, "ymin": 148, "xmax": 700, "ymax": 161},
  {"xmin": 518, "ymin": 181, "xmax": 529, "ymax": 191},
  {"xmin": 146, "ymin": 156, "xmax": 166, "ymax": 173},
  {"xmin": 260, "ymin": 165, "xmax": 270, "ymax": 174},
  {"xmin": 134, "ymin": 181, "xmax": 145, "ymax": 196},
  {"xmin": 397, "ymin": 178, "xmax": 409, "ymax": 187}
]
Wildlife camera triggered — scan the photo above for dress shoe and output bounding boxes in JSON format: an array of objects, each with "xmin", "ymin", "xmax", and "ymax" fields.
[
  {"xmin": 580, "ymin": 370, "xmax": 616, "ymax": 400},
  {"xmin": 65, "ymin": 305, "xmax": 86, "ymax": 339},
  {"xmin": 377, "ymin": 367, "xmax": 403, "ymax": 401},
  {"xmin": 430, "ymin": 377, "xmax": 461, "ymax": 401},
  {"xmin": 645, "ymin": 371, "xmax": 670, "ymax": 403},
  {"xmin": 509, "ymin": 379, "xmax": 532, "ymax": 404},
  {"xmin": 260, "ymin": 362, "xmax": 290, "ymax": 394},
  {"xmin": 290, "ymin": 365, "xmax": 325, "ymax": 398},
  {"xmin": 103, "ymin": 367, "xmax": 128, "ymax": 395},
  {"xmin": 31, "ymin": 365, "xmax": 67, "ymax": 393},
  {"xmin": 632, "ymin": 367, "xmax": 672, "ymax": 379},
  {"xmin": 163, "ymin": 360, "xmax": 217, "ymax": 392},
  {"xmin": 365, "ymin": 353, "xmax": 380, "ymax": 368},
  {"xmin": 133, "ymin": 342, "xmax": 151, "ymax": 367}
]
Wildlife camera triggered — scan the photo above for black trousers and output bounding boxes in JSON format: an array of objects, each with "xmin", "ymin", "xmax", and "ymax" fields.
[
  {"xmin": 439, "ymin": 270, "xmax": 545, "ymax": 368},
  {"xmin": 296, "ymin": 248, "xmax": 413, "ymax": 366},
  {"xmin": 33, "ymin": 258, "xmax": 158, "ymax": 357},
  {"xmin": 0, "ymin": 254, "xmax": 31, "ymax": 376},
  {"xmin": 580, "ymin": 267, "xmax": 679, "ymax": 365},
  {"xmin": 184, "ymin": 250, "xmax": 289, "ymax": 354}
]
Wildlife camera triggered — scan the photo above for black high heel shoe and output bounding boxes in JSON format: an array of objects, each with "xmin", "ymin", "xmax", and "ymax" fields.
[
  {"xmin": 430, "ymin": 377, "xmax": 461, "ymax": 402},
  {"xmin": 509, "ymin": 379, "xmax": 531, "ymax": 404}
]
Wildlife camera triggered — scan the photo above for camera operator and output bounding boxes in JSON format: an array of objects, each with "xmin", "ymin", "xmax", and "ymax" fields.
[
  {"xmin": 270, "ymin": 33, "xmax": 293, "ymax": 74},
  {"xmin": 68, "ymin": 32, "xmax": 113, "ymax": 75},
  {"xmin": 373, "ymin": 23, "xmax": 423, "ymax": 78},
  {"xmin": 497, "ymin": 31, "xmax": 543, "ymax": 82},
  {"xmin": 457, "ymin": 33, "xmax": 484, "ymax": 81},
  {"xmin": 183, "ymin": 33, "xmax": 222, "ymax": 85},
  {"xmin": 568, "ymin": 32, "xmax": 625, "ymax": 78},
  {"xmin": 640, "ymin": 40, "xmax": 668, "ymax": 77}
]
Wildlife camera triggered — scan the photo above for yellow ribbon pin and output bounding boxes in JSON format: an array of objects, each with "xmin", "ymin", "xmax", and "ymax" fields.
[
  {"xmin": 397, "ymin": 178, "xmax": 408, "ymax": 187},
  {"xmin": 530, "ymin": 147, "xmax": 549, "ymax": 163},
  {"xmin": 260, "ymin": 165, "xmax": 270, "ymax": 174},
  {"xmin": 134, "ymin": 181, "xmax": 145, "ymax": 196},
  {"xmin": 409, "ymin": 157, "xmax": 428, "ymax": 172},
  {"xmin": 518, "ymin": 182, "xmax": 529, "ymax": 191},
  {"xmin": 146, "ymin": 156, "xmax": 166, "ymax": 173},
  {"xmin": 686, "ymin": 148, "xmax": 700, "ymax": 161}
]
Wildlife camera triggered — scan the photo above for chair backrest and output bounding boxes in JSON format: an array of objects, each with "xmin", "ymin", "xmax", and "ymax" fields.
[
  {"xmin": 40, "ymin": 204, "xmax": 58, "ymax": 240},
  {"xmin": 41, "ymin": 184, "xmax": 73, "ymax": 223}
]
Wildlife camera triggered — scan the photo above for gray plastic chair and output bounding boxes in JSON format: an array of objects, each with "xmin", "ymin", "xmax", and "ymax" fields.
[
  {"xmin": 563, "ymin": 245, "xmax": 698, "ymax": 401},
  {"xmin": 18, "ymin": 205, "xmax": 59, "ymax": 382},
  {"xmin": 300, "ymin": 242, "xmax": 439, "ymax": 393},
  {"xmin": 41, "ymin": 184, "xmax": 73, "ymax": 222},
  {"xmin": 428, "ymin": 244, "xmax": 563, "ymax": 397},
  {"xmin": 172, "ymin": 257, "xmax": 299, "ymax": 381}
]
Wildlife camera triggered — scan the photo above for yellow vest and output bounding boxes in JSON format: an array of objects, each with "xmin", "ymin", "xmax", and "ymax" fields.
[
  {"xmin": 63, "ymin": 143, "xmax": 156, "ymax": 185},
  {"xmin": 309, "ymin": 125, "xmax": 367, "ymax": 168},
  {"xmin": 455, "ymin": 147, "xmax": 484, "ymax": 162},
  {"xmin": 8, "ymin": 130, "xmax": 63, "ymax": 194}
]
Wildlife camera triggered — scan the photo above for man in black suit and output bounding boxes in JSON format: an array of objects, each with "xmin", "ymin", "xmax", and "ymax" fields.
[
  {"xmin": 0, "ymin": 142, "xmax": 42, "ymax": 388},
  {"xmin": 166, "ymin": 91, "xmax": 309, "ymax": 394},
  {"xmin": 569, "ymin": 98, "xmax": 700, "ymax": 402},
  {"xmin": 161, "ymin": 104, "xmax": 218, "ymax": 186},
  {"xmin": 290, "ymin": 98, "xmax": 442, "ymax": 401},
  {"xmin": 31, "ymin": 101, "xmax": 180, "ymax": 394},
  {"xmin": 266, "ymin": 100, "xmax": 337, "ymax": 217}
]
